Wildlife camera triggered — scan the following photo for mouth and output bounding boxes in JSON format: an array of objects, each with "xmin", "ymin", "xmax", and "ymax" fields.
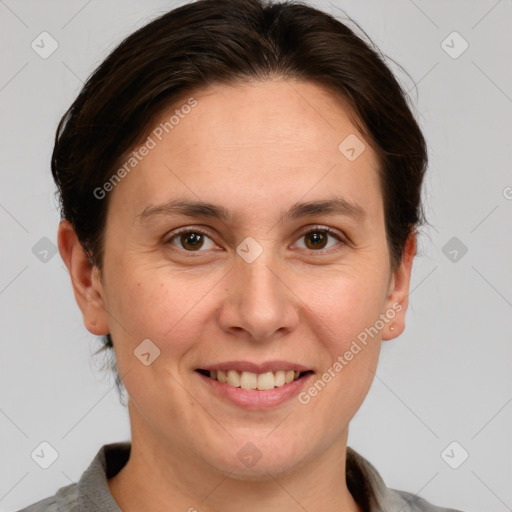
[{"xmin": 196, "ymin": 368, "xmax": 313, "ymax": 391}]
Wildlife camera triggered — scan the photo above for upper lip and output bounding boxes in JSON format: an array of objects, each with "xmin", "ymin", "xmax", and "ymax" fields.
[{"xmin": 198, "ymin": 360, "xmax": 312, "ymax": 373}]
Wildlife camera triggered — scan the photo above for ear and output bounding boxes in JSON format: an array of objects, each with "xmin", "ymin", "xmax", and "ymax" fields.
[
  {"xmin": 57, "ymin": 219, "xmax": 110, "ymax": 336},
  {"xmin": 382, "ymin": 231, "xmax": 416, "ymax": 341}
]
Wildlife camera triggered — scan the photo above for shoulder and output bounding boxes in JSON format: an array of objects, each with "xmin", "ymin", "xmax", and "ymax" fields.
[
  {"xmin": 14, "ymin": 442, "xmax": 129, "ymax": 512},
  {"xmin": 391, "ymin": 488, "xmax": 465, "ymax": 512},
  {"xmin": 346, "ymin": 446, "xmax": 466, "ymax": 512},
  {"xmin": 14, "ymin": 481, "xmax": 79, "ymax": 512},
  {"xmin": 15, "ymin": 495, "xmax": 58, "ymax": 512}
]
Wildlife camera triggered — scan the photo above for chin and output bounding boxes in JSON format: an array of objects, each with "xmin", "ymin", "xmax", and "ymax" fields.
[{"xmin": 204, "ymin": 436, "xmax": 311, "ymax": 479}]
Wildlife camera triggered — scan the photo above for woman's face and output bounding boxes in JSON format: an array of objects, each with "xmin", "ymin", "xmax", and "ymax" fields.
[{"xmin": 70, "ymin": 79, "xmax": 414, "ymax": 476}]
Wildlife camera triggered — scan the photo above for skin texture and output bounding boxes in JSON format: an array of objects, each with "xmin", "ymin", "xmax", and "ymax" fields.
[{"xmin": 58, "ymin": 79, "xmax": 416, "ymax": 512}]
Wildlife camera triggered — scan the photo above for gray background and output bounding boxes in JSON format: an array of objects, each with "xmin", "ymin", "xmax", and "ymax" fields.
[{"xmin": 1, "ymin": 1, "xmax": 511, "ymax": 511}]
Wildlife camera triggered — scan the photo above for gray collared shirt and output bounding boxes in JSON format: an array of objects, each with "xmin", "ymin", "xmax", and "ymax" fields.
[{"xmin": 16, "ymin": 442, "xmax": 463, "ymax": 512}]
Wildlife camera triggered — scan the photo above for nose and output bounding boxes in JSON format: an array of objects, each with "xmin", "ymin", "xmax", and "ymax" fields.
[{"xmin": 217, "ymin": 247, "xmax": 300, "ymax": 342}]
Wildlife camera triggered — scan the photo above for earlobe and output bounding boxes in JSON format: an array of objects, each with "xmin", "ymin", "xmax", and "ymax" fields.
[
  {"xmin": 382, "ymin": 231, "xmax": 416, "ymax": 341},
  {"xmin": 57, "ymin": 219, "xmax": 110, "ymax": 336}
]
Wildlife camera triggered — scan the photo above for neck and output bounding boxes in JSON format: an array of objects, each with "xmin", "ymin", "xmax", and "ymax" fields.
[{"xmin": 108, "ymin": 404, "xmax": 362, "ymax": 512}]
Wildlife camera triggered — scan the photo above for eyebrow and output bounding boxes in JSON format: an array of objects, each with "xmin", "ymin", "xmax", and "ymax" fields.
[{"xmin": 137, "ymin": 196, "xmax": 366, "ymax": 224}]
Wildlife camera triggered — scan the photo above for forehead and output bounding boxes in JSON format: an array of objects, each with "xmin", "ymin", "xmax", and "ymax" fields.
[
  {"xmin": 109, "ymin": 79, "xmax": 383, "ymax": 223},
  {"xmin": 162, "ymin": 79, "xmax": 367, "ymax": 161}
]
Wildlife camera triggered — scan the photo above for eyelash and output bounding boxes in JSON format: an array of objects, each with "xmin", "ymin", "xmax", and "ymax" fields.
[{"xmin": 165, "ymin": 226, "xmax": 346, "ymax": 254}]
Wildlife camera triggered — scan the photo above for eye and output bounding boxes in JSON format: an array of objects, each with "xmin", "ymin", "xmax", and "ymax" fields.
[
  {"xmin": 165, "ymin": 228, "xmax": 217, "ymax": 252},
  {"xmin": 294, "ymin": 226, "xmax": 344, "ymax": 251},
  {"xmin": 165, "ymin": 226, "xmax": 345, "ymax": 253}
]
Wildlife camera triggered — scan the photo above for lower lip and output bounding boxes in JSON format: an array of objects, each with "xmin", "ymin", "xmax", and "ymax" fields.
[{"xmin": 196, "ymin": 371, "xmax": 314, "ymax": 410}]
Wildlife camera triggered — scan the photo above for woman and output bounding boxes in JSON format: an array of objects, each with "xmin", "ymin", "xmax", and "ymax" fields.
[{"xmin": 18, "ymin": 0, "xmax": 464, "ymax": 510}]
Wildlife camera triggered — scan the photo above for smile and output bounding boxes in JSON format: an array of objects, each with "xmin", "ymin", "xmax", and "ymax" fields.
[{"xmin": 197, "ymin": 369, "xmax": 311, "ymax": 391}]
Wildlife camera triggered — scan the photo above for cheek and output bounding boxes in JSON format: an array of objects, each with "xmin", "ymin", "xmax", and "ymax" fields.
[
  {"xmin": 105, "ymin": 263, "xmax": 221, "ymax": 356},
  {"xmin": 296, "ymin": 269, "xmax": 386, "ymax": 405},
  {"xmin": 305, "ymin": 268, "xmax": 388, "ymax": 345},
  {"xmin": 297, "ymin": 275, "xmax": 384, "ymax": 427}
]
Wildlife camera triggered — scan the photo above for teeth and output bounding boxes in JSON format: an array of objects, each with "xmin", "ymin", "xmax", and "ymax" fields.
[
  {"xmin": 257, "ymin": 371, "xmax": 275, "ymax": 391},
  {"xmin": 274, "ymin": 370, "xmax": 286, "ymax": 387},
  {"xmin": 240, "ymin": 371, "xmax": 257, "ymax": 390},
  {"xmin": 227, "ymin": 370, "xmax": 241, "ymax": 387},
  {"xmin": 208, "ymin": 369, "xmax": 305, "ymax": 390}
]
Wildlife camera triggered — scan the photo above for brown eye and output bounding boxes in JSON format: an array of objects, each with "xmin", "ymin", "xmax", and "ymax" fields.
[
  {"xmin": 295, "ymin": 227, "xmax": 343, "ymax": 252},
  {"xmin": 180, "ymin": 232, "xmax": 204, "ymax": 251},
  {"xmin": 167, "ymin": 229, "xmax": 216, "ymax": 251},
  {"xmin": 304, "ymin": 231, "xmax": 328, "ymax": 250}
]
